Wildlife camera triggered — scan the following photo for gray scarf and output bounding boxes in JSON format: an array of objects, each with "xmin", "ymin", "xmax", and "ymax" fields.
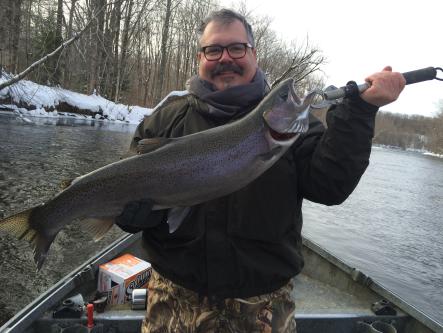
[{"xmin": 187, "ymin": 69, "xmax": 269, "ymax": 122}]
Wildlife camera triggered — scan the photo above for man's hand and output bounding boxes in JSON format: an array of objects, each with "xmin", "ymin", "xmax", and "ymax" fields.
[
  {"xmin": 115, "ymin": 200, "xmax": 165, "ymax": 233},
  {"xmin": 360, "ymin": 66, "xmax": 406, "ymax": 107}
]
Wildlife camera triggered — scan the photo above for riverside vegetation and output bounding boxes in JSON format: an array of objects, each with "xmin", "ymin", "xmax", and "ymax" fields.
[
  {"xmin": 0, "ymin": 0, "xmax": 441, "ymax": 154},
  {"xmin": 312, "ymin": 107, "xmax": 443, "ymax": 155}
]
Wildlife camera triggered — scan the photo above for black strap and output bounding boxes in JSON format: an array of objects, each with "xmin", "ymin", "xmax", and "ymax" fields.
[{"xmin": 344, "ymin": 81, "xmax": 360, "ymax": 99}]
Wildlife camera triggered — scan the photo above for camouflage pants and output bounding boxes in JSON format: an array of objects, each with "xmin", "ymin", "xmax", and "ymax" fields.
[{"xmin": 141, "ymin": 270, "xmax": 297, "ymax": 333}]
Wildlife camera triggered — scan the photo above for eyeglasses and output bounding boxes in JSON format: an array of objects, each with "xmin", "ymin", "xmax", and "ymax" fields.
[{"xmin": 200, "ymin": 43, "xmax": 253, "ymax": 61}]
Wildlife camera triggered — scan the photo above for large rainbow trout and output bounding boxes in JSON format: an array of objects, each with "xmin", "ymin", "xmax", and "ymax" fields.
[{"xmin": 0, "ymin": 78, "xmax": 317, "ymax": 269}]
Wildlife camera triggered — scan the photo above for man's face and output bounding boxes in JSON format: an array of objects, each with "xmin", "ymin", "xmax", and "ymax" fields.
[{"xmin": 198, "ymin": 20, "xmax": 258, "ymax": 91}]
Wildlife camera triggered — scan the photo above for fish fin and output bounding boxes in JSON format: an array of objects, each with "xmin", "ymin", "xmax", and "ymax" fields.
[
  {"xmin": 0, "ymin": 208, "xmax": 34, "ymax": 237},
  {"xmin": 60, "ymin": 179, "xmax": 74, "ymax": 190},
  {"xmin": 61, "ymin": 174, "xmax": 87, "ymax": 189},
  {"xmin": 0, "ymin": 206, "xmax": 53, "ymax": 270},
  {"xmin": 137, "ymin": 137, "xmax": 171, "ymax": 154},
  {"xmin": 34, "ymin": 233, "xmax": 56, "ymax": 271},
  {"xmin": 167, "ymin": 207, "xmax": 191, "ymax": 233},
  {"xmin": 258, "ymin": 146, "xmax": 282, "ymax": 161},
  {"xmin": 81, "ymin": 217, "xmax": 115, "ymax": 241}
]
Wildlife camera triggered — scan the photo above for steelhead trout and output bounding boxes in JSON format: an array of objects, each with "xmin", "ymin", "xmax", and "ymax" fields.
[{"xmin": 0, "ymin": 78, "xmax": 317, "ymax": 269}]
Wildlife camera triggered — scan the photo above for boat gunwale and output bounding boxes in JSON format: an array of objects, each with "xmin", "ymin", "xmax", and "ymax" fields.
[{"xmin": 302, "ymin": 237, "xmax": 443, "ymax": 333}]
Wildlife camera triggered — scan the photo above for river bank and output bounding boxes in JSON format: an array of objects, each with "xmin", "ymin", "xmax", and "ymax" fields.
[{"xmin": 0, "ymin": 74, "xmax": 151, "ymax": 124}]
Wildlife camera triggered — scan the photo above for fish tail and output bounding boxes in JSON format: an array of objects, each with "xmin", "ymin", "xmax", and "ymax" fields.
[{"xmin": 0, "ymin": 207, "xmax": 54, "ymax": 270}]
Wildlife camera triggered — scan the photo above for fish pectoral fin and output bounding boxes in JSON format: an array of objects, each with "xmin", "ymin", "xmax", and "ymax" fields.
[
  {"xmin": 258, "ymin": 146, "xmax": 282, "ymax": 161},
  {"xmin": 81, "ymin": 217, "xmax": 115, "ymax": 241},
  {"xmin": 137, "ymin": 137, "xmax": 172, "ymax": 154},
  {"xmin": 0, "ymin": 206, "xmax": 53, "ymax": 270},
  {"xmin": 167, "ymin": 207, "xmax": 191, "ymax": 233}
]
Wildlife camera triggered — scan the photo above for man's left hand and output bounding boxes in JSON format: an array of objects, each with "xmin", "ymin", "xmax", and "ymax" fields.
[{"xmin": 360, "ymin": 66, "xmax": 406, "ymax": 107}]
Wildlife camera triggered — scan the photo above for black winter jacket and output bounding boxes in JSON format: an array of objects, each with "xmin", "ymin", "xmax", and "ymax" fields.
[{"xmin": 128, "ymin": 93, "xmax": 378, "ymax": 299}]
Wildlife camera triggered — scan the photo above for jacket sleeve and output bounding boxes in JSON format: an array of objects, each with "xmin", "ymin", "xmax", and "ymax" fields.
[
  {"xmin": 128, "ymin": 114, "xmax": 160, "ymax": 154},
  {"xmin": 128, "ymin": 97, "xmax": 191, "ymax": 154},
  {"xmin": 293, "ymin": 97, "xmax": 378, "ymax": 205}
]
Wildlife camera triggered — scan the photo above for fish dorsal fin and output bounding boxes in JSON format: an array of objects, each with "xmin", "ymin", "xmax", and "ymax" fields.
[
  {"xmin": 167, "ymin": 207, "xmax": 191, "ymax": 233},
  {"xmin": 80, "ymin": 217, "xmax": 115, "ymax": 241},
  {"xmin": 60, "ymin": 179, "xmax": 74, "ymax": 190},
  {"xmin": 61, "ymin": 174, "xmax": 87, "ymax": 189},
  {"xmin": 137, "ymin": 137, "xmax": 171, "ymax": 154},
  {"xmin": 258, "ymin": 146, "xmax": 282, "ymax": 161}
]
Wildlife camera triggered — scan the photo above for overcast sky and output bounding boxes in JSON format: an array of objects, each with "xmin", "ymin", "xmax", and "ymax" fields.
[{"xmin": 221, "ymin": 0, "xmax": 442, "ymax": 117}]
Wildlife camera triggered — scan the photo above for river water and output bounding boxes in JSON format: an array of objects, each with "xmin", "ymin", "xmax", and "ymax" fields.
[{"xmin": 0, "ymin": 112, "xmax": 442, "ymax": 327}]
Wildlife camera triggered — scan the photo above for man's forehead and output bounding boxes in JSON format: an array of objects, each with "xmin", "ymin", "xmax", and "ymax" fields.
[{"xmin": 200, "ymin": 20, "xmax": 248, "ymax": 45}]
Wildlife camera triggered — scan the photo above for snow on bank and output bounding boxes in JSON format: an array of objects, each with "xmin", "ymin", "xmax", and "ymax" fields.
[
  {"xmin": 373, "ymin": 144, "xmax": 443, "ymax": 159},
  {"xmin": 0, "ymin": 75, "xmax": 153, "ymax": 124},
  {"xmin": 424, "ymin": 152, "xmax": 443, "ymax": 159}
]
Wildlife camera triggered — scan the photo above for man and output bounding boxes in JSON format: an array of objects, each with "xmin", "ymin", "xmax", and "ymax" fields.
[{"xmin": 117, "ymin": 9, "xmax": 405, "ymax": 333}]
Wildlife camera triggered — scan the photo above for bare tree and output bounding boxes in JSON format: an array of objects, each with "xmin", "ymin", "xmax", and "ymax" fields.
[
  {"xmin": 0, "ymin": 0, "xmax": 22, "ymax": 73},
  {"xmin": 52, "ymin": 0, "xmax": 64, "ymax": 83},
  {"xmin": 88, "ymin": 0, "xmax": 107, "ymax": 94},
  {"xmin": 113, "ymin": 0, "xmax": 133, "ymax": 101},
  {"xmin": 63, "ymin": 0, "xmax": 78, "ymax": 86},
  {"xmin": 229, "ymin": 3, "xmax": 325, "ymax": 93},
  {"xmin": 153, "ymin": 0, "xmax": 173, "ymax": 103},
  {"xmin": 2, "ymin": 0, "xmax": 327, "ymax": 111},
  {"xmin": 427, "ymin": 101, "xmax": 443, "ymax": 154},
  {"xmin": 111, "ymin": 0, "xmax": 122, "ymax": 96},
  {"xmin": 0, "ymin": 2, "xmax": 107, "ymax": 91}
]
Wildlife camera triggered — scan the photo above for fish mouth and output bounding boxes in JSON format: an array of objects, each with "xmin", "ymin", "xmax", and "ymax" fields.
[
  {"xmin": 262, "ymin": 79, "xmax": 316, "ymax": 135},
  {"xmin": 268, "ymin": 128, "xmax": 300, "ymax": 141}
]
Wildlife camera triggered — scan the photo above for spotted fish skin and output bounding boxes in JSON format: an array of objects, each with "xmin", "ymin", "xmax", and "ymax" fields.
[{"xmin": 0, "ymin": 78, "xmax": 314, "ymax": 269}]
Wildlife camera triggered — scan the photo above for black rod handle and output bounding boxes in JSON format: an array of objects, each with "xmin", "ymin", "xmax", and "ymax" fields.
[
  {"xmin": 323, "ymin": 67, "xmax": 438, "ymax": 100},
  {"xmin": 402, "ymin": 67, "xmax": 437, "ymax": 85}
]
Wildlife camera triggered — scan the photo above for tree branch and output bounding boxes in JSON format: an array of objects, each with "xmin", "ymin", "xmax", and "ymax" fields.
[{"xmin": 0, "ymin": 2, "xmax": 109, "ymax": 91}]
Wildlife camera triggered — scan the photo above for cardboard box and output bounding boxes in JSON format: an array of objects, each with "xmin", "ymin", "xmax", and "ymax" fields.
[{"xmin": 98, "ymin": 254, "xmax": 151, "ymax": 305}]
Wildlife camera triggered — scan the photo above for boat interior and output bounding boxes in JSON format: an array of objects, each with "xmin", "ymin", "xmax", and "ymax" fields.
[{"xmin": 1, "ymin": 233, "xmax": 440, "ymax": 333}]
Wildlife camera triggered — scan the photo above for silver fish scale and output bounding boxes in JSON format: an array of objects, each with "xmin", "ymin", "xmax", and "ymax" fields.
[{"xmin": 28, "ymin": 79, "xmax": 304, "ymax": 237}]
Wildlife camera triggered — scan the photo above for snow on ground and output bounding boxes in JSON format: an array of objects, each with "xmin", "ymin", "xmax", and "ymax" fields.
[
  {"xmin": 0, "ymin": 74, "xmax": 153, "ymax": 124},
  {"xmin": 424, "ymin": 151, "xmax": 443, "ymax": 158}
]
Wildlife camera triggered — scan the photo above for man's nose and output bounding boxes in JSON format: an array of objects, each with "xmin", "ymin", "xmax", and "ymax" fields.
[{"xmin": 219, "ymin": 48, "xmax": 233, "ymax": 63}]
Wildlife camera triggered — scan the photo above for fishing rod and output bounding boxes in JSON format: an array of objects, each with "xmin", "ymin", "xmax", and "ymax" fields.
[{"xmin": 321, "ymin": 66, "xmax": 443, "ymax": 101}]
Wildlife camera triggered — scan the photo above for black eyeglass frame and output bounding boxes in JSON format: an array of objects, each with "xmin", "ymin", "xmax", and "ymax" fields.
[{"xmin": 199, "ymin": 42, "xmax": 253, "ymax": 61}]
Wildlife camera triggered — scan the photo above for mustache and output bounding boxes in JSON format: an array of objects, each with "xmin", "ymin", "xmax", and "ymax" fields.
[{"xmin": 210, "ymin": 63, "xmax": 244, "ymax": 78}]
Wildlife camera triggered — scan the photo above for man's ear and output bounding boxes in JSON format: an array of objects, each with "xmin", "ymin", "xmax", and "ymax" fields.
[
  {"xmin": 252, "ymin": 48, "xmax": 257, "ymax": 60},
  {"xmin": 197, "ymin": 52, "xmax": 202, "ymax": 61}
]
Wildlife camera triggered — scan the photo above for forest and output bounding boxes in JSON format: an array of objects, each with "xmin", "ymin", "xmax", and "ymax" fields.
[{"xmin": 0, "ymin": 0, "xmax": 442, "ymax": 154}]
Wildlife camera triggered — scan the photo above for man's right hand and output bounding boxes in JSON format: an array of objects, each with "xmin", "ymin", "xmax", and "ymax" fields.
[
  {"xmin": 115, "ymin": 200, "xmax": 165, "ymax": 233},
  {"xmin": 360, "ymin": 66, "xmax": 406, "ymax": 107}
]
